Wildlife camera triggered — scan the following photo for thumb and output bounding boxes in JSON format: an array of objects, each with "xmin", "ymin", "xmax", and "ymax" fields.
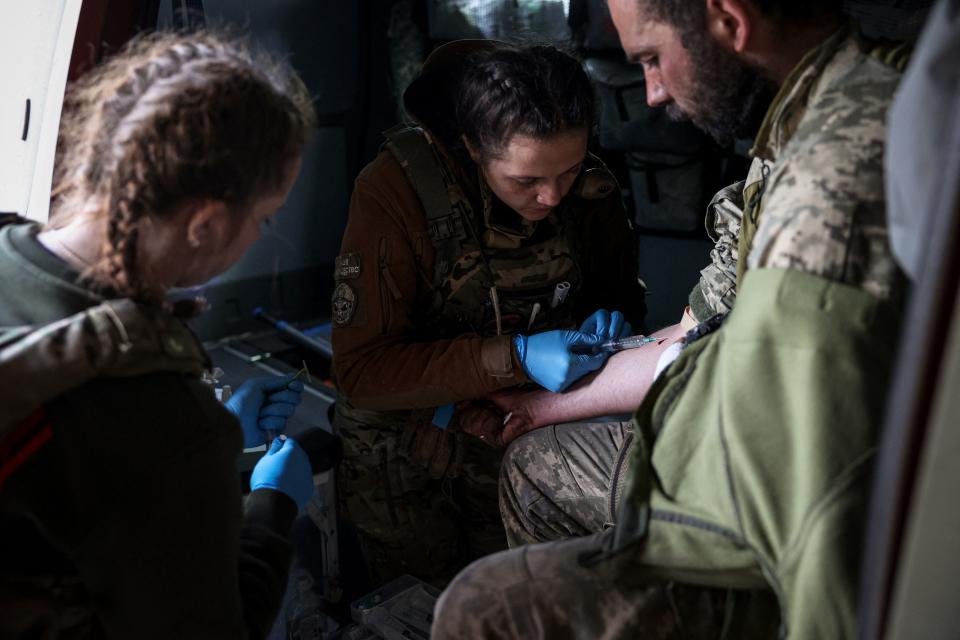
[
  {"xmin": 260, "ymin": 374, "xmax": 297, "ymax": 393},
  {"xmin": 267, "ymin": 437, "xmax": 285, "ymax": 455},
  {"xmin": 502, "ymin": 414, "xmax": 533, "ymax": 445}
]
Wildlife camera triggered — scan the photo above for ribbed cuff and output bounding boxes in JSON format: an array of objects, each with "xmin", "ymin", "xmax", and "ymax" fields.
[{"xmin": 245, "ymin": 488, "xmax": 298, "ymax": 535}]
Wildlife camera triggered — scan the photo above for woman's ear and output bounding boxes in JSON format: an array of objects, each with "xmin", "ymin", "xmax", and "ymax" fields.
[
  {"xmin": 185, "ymin": 200, "xmax": 231, "ymax": 250},
  {"xmin": 461, "ymin": 135, "xmax": 482, "ymax": 163}
]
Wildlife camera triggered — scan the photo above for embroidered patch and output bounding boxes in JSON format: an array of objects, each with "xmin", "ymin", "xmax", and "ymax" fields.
[
  {"xmin": 335, "ymin": 253, "xmax": 362, "ymax": 280},
  {"xmin": 332, "ymin": 282, "xmax": 358, "ymax": 326}
]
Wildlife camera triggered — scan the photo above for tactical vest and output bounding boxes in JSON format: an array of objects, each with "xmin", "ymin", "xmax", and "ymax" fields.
[{"xmin": 382, "ymin": 125, "xmax": 583, "ymax": 338}]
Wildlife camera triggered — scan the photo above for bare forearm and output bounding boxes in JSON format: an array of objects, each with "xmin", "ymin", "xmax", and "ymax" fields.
[{"xmin": 493, "ymin": 323, "xmax": 686, "ymax": 442}]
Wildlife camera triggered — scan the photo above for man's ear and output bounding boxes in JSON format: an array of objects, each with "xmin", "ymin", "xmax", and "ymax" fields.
[
  {"xmin": 184, "ymin": 200, "xmax": 231, "ymax": 250},
  {"xmin": 461, "ymin": 135, "xmax": 482, "ymax": 163},
  {"xmin": 705, "ymin": 0, "xmax": 754, "ymax": 54}
]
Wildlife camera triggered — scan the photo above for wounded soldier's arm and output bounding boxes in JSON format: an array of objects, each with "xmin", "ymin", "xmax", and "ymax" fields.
[{"xmin": 489, "ymin": 322, "xmax": 687, "ymax": 443}]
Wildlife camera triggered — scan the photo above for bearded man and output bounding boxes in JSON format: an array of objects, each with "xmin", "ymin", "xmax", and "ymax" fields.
[{"xmin": 432, "ymin": 0, "xmax": 910, "ymax": 637}]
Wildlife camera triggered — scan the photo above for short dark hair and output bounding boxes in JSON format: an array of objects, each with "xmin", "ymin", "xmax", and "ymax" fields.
[
  {"xmin": 456, "ymin": 44, "xmax": 594, "ymax": 161},
  {"xmin": 641, "ymin": 0, "xmax": 844, "ymax": 43}
]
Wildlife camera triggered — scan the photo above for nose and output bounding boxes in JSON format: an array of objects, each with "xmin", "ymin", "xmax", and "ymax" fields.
[
  {"xmin": 537, "ymin": 181, "xmax": 562, "ymax": 207},
  {"xmin": 645, "ymin": 69, "xmax": 669, "ymax": 107}
]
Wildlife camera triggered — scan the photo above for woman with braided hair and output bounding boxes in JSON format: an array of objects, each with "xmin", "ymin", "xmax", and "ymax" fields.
[
  {"xmin": 332, "ymin": 41, "xmax": 647, "ymax": 586},
  {"xmin": 0, "ymin": 32, "xmax": 315, "ymax": 637}
]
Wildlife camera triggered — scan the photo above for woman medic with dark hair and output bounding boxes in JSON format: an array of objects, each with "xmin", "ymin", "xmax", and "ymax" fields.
[{"xmin": 332, "ymin": 42, "xmax": 647, "ymax": 586}]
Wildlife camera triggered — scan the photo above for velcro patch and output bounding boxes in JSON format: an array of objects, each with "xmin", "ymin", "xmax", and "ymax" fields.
[
  {"xmin": 332, "ymin": 282, "xmax": 358, "ymax": 326},
  {"xmin": 335, "ymin": 253, "xmax": 362, "ymax": 280}
]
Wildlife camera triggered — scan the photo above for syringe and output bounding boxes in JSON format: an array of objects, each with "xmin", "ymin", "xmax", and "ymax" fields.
[{"xmin": 570, "ymin": 335, "xmax": 660, "ymax": 355}]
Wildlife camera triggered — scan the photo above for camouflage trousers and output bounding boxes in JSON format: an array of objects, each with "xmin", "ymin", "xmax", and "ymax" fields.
[
  {"xmin": 334, "ymin": 401, "xmax": 506, "ymax": 587},
  {"xmin": 433, "ymin": 421, "xmax": 780, "ymax": 639},
  {"xmin": 499, "ymin": 420, "xmax": 635, "ymax": 548},
  {"xmin": 432, "ymin": 528, "xmax": 780, "ymax": 639}
]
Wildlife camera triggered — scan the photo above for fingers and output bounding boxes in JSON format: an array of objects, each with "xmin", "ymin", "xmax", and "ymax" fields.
[
  {"xmin": 258, "ymin": 416, "xmax": 287, "ymax": 432},
  {"xmin": 578, "ymin": 309, "xmax": 633, "ymax": 340},
  {"xmin": 260, "ymin": 401, "xmax": 297, "ymax": 419},
  {"xmin": 457, "ymin": 403, "xmax": 506, "ymax": 447},
  {"xmin": 576, "ymin": 351, "xmax": 610, "ymax": 376},
  {"xmin": 266, "ymin": 437, "xmax": 285, "ymax": 455},
  {"xmin": 258, "ymin": 374, "xmax": 302, "ymax": 393},
  {"xmin": 579, "ymin": 309, "xmax": 610, "ymax": 335},
  {"xmin": 608, "ymin": 311, "xmax": 625, "ymax": 340},
  {"xmin": 266, "ymin": 388, "xmax": 302, "ymax": 405},
  {"xmin": 502, "ymin": 414, "xmax": 536, "ymax": 445}
]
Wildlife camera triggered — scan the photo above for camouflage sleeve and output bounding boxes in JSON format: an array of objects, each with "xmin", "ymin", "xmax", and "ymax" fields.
[
  {"xmin": 746, "ymin": 57, "xmax": 904, "ymax": 301},
  {"xmin": 688, "ymin": 180, "xmax": 745, "ymax": 322}
]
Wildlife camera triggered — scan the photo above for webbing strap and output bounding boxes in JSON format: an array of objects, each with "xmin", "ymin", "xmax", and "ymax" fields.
[
  {"xmin": 0, "ymin": 406, "xmax": 53, "ymax": 490},
  {"xmin": 383, "ymin": 126, "xmax": 473, "ymax": 284},
  {"xmin": 385, "ymin": 127, "xmax": 461, "ymax": 228}
]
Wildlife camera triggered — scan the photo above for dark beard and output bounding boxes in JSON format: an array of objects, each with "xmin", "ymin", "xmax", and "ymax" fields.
[{"xmin": 665, "ymin": 37, "xmax": 776, "ymax": 147}]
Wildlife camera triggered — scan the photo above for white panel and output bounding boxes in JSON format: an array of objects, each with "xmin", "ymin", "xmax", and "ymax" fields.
[
  {"xmin": 0, "ymin": 0, "xmax": 82, "ymax": 222},
  {"xmin": 887, "ymin": 290, "xmax": 960, "ymax": 639}
]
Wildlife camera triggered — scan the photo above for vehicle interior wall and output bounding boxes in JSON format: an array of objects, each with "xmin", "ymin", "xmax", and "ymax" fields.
[{"xmin": 155, "ymin": 0, "xmax": 400, "ymax": 340}]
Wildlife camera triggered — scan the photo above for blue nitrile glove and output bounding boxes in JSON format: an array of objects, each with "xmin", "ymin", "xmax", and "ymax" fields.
[
  {"xmin": 513, "ymin": 330, "xmax": 607, "ymax": 393},
  {"xmin": 579, "ymin": 309, "xmax": 632, "ymax": 341},
  {"xmin": 250, "ymin": 437, "xmax": 314, "ymax": 509},
  {"xmin": 224, "ymin": 375, "xmax": 304, "ymax": 448}
]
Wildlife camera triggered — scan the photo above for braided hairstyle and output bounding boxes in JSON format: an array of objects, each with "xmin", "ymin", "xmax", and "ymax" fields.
[
  {"xmin": 455, "ymin": 44, "xmax": 594, "ymax": 162},
  {"xmin": 50, "ymin": 31, "xmax": 315, "ymax": 301}
]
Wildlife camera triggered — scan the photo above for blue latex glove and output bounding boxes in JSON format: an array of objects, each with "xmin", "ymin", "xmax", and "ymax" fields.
[
  {"xmin": 224, "ymin": 375, "xmax": 304, "ymax": 448},
  {"xmin": 514, "ymin": 330, "xmax": 607, "ymax": 393},
  {"xmin": 250, "ymin": 437, "xmax": 314, "ymax": 509},
  {"xmin": 578, "ymin": 309, "xmax": 632, "ymax": 341}
]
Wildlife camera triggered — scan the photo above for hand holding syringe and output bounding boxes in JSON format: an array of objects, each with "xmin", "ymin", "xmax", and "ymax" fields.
[{"xmin": 569, "ymin": 334, "xmax": 662, "ymax": 355}]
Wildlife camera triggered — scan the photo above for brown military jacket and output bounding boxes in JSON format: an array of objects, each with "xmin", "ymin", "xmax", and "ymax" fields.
[{"xmin": 333, "ymin": 147, "xmax": 646, "ymax": 411}]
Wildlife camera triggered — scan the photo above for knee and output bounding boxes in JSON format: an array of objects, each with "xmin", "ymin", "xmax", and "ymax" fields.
[
  {"xmin": 498, "ymin": 429, "xmax": 547, "ymax": 501},
  {"xmin": 433, "ymin": 555, "xmax": 512, "ymax": 639}
]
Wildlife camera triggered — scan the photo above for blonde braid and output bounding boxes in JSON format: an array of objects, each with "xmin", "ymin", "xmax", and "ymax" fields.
[{"xmin": 50, "ymin": 32, "xmax": 315, "ymax": 300}]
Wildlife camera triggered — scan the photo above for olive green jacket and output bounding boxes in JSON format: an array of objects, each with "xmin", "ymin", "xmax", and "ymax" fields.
[
  {"xmin": 616, "ymin": 268, "xmax": 902, "ymax": 638},
  {"xmin": 0, "ymin": 221, "xmax": 296, "ymax": 639}
]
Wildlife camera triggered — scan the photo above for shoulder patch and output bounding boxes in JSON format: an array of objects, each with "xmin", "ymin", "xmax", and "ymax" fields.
[
  {"xmin": 335, "ymin": 253, "xmax": 362, "ymax": 280},
  {"xmin": 332, "ymin": 282, "xmax": 358, "ymax": 326},
  {"xmin": 572, "ymin": 167, "xmax": 617, "ymax": 200}
]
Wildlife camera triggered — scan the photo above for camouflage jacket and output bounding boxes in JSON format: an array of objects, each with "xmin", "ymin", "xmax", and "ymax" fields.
[
  {"xmin": 616, "ymin": 24, "xmax": 910, "ymax": 639},
  {"xmin": 332, "ymin": 139, "xmax": 645, "ymax": 411},
  {"xmin": 689, "ymin": 25, "xmax": 907, "ymax": 321}
]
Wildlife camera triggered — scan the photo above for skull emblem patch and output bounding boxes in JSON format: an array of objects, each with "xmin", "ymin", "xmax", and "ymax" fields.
[{"xmin": 332, "ymin": 282, "xmax": 357, "ymax": 326}]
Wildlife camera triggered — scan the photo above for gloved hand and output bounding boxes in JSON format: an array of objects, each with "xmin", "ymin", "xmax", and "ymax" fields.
[
  {"xmin": 399, "ymin": 409, "xmax": 465, "ymax": 479},
  {"xmin": 579, "ymin": 309, "xmax": 632, "ymax": 341},
  {"xmin": 514, "ymin": 330, "xmax": 607, "ymax": 393},
  {"xmin": 250, "ymin": 437, "xmax": 314, "ymax": 509},
  {"xmin": 224, "ymin": 375, "xmax": 304, "ymax": 448}
]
